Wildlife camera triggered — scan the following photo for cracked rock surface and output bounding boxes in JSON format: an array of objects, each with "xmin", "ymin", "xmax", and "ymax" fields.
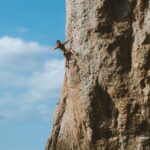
[{"xmin": 46, "ymin": 0, "xmax": 150, "ymax": 149}]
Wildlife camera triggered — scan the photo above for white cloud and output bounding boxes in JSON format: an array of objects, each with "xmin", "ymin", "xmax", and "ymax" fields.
[
  {"xmin": 0, "ymin": 36, "xmax": 47, "ymax": 57},
  {"xmin": 0, "ymin": 36, "xmax": 65, "ymax": 122}
]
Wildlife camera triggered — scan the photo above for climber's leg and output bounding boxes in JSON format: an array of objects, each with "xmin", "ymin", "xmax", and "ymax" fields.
[{"xmin": 65, "ymin": 54, "xmax": 69, "ymax": 68}]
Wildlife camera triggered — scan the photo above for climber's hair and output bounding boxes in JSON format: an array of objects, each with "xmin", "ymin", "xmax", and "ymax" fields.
[
  {"xmin": 56, "ymin": 40, "xmax": 61, "ymax": 44},
  {"xmin": 55, "ymin": 40, "xmax": 61, "ymax": 48}
]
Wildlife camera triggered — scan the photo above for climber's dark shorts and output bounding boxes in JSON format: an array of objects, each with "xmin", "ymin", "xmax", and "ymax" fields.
[{"xmin": 64, "ymin": 52, "xmax": 71, "ymax": 60}]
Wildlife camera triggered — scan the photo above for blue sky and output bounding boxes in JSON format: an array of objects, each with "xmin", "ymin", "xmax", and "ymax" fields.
[{"xmin": 0, "ymin": 0, "xmax": 66, "ymax": 150}]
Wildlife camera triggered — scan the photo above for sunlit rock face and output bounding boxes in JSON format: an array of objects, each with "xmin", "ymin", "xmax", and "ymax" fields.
[{"xmin": 46, "ymin": 0, "xmax": 150, "ymax": 149}]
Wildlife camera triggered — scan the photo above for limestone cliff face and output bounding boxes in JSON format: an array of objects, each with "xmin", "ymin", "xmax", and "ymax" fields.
[{"xmin": 46, "ymin": 0, "xmax": 150, "ymax": 149}]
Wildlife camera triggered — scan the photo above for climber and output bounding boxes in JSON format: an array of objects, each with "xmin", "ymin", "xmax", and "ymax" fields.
[{"xmin": 50, "ymin": 39, "xmax": 78, "ymax": 67}]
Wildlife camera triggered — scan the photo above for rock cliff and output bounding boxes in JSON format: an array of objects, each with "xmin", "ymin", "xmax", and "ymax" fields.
[{"xmin": 46, "ymin": 0, "xmax": 150, "ymax": 149}]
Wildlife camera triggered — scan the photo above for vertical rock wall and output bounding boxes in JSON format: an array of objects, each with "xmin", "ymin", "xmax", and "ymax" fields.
[{"xmin": 46, "ymin": 0, "xmax": 150, "ymax": 149}]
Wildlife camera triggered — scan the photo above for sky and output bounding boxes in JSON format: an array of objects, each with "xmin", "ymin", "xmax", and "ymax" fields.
[{"xmin": 0, "ymin": 0, "xmax": 66, "ymax": 150}]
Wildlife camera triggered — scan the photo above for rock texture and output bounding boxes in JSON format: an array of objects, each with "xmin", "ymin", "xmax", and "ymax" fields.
[{"xmin": 46, "ymin": 0, "xmax": 150, "ymax": 149}]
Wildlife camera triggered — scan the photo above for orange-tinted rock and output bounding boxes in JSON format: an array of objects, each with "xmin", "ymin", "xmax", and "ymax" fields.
[{"xmin": 46, "ymin": 0, "xmax": 150, "ymax": 149}]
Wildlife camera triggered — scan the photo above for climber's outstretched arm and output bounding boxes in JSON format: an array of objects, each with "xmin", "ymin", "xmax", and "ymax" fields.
[
  {"xmin": 63, "ymin": 37, "xmax": 73, "ymax": 45},
  {"xmin": 63, "ymin": 40, "xmax": 69, "ymax": 45},
  {"xmin": 49, "ymin": 46, "xmax": 58, "ymax": 51}
]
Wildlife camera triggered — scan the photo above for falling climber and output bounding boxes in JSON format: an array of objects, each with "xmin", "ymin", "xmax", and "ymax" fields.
[{"xmin": 50, "ymin": 39, "xmax": 78, "ymax": 67}]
